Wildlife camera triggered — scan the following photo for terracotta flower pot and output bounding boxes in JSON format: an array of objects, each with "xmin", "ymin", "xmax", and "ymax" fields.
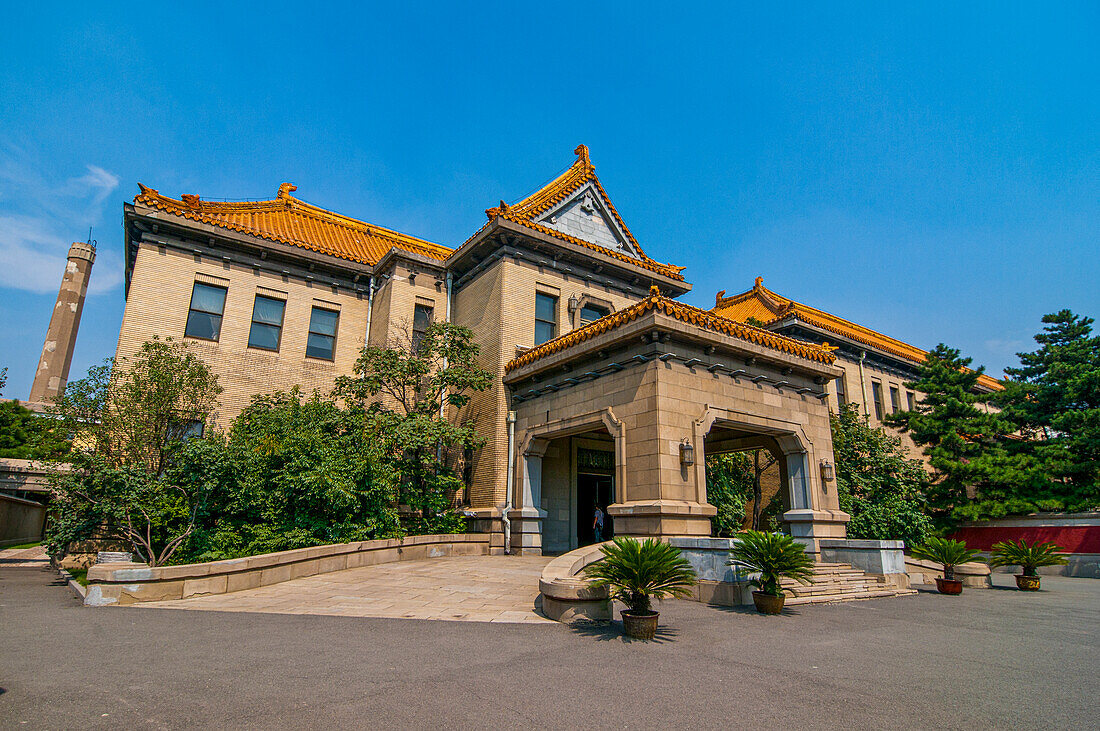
[
  {"xmin": 752, "ymin": 591, "xmax": 786, "ymax": 615},
  {"xmin": 1016, "ymin": 574, "xmax": 1041, "ymax": 591},
  {"xmin": 935, "ymin": 577, "xmax": 963, "ymax": 595},
  {"xmin": 621, "ymin": 610, "xmax": 659, "ymax": 640}
]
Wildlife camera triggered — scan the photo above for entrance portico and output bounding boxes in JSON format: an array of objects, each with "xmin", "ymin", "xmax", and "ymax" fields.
[{"xmin": 503, "ymin": 289, "xmax": 849, "ymax": 554}]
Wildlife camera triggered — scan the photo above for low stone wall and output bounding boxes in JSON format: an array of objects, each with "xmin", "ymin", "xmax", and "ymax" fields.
[
  {"xmin": 905, "ymin": 557, "xmax": 991, "ymax": 588},
  {"xmin": 539, "ymin": 544, "xmax": 612, "ymax": 623},
  {"xmin": 667, "ymin": 537, "xmax": 755, "ymax": 607},
  {"xmin": 85, "ymin": 534, "xmax": 490, "ymax": 606},
  {"xmin": 0, "ymin": 493, "xmax": 46, "ymax": 547},
  {"xmin": 820, "ymin": 539, "xmax": 911, "ymax": 590},
  {"xmin": 0, "ymin": 457, "xmax": 62, "ymax": 495},
  {"xmin": 950, "ymin": 513, "xmax": 1100, "ymax": 578}
]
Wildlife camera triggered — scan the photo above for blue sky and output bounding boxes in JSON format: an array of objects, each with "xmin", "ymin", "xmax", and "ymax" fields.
[{"xmin": 1, "ymin": 2, "xmax": 1096, "ymax": 399}]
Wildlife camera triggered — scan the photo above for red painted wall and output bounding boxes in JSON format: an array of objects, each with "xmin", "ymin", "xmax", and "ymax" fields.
[{"xmin": 949, "ymin": 525, "xmax": 1100, "ymax": 553}]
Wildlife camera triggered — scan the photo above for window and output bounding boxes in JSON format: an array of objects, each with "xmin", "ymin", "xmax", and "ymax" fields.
[
  {"xmin": 907, "ymin": 391, "xmax": 917, "ymax": 411},
  {"xmin": 248, "ymin": 295, "xmax": 285, "ymax": 351},
  {"xmin": 184, "ymin": 282, "xmax": 227, "ymax": 341},
  {"xmin": 412, "ymin": 303, "xmax": 434, "ymax": 352},
  {"xmin": 834, "ymin": 375, "xmax": 848, "ymax": 409},
  {"xmin": 306, "ymin": 307, "xmax": 339, "ymax": 360},
  {"xmin": 871, "ymin": 381, "xmax": 885, "ymax": 420},
  {"xmin": 534, "ymin": 292, "xmax": 557, "ymax": 345},
  {"xmin": 889, "ymin": 385, "xmax": 900, "ymax": 414},
  {"xmin": 579, "ymin": 302, "xmax": 610, "ymax": 326}
]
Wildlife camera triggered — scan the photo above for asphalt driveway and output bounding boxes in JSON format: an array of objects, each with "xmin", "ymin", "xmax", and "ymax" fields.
[{"xmin": 1, "ymin": 565, "xmax": 1097, "ymax": 729}]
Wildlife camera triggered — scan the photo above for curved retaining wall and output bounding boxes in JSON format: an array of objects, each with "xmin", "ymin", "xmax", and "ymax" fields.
[{"xmin": 85, "ymin": 534, "xmax": 489, "ymax": 606}]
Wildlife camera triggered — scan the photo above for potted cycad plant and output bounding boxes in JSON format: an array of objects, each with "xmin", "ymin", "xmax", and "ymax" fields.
[
  {"xmin": 910, "ymin": 537, "xmax": 982, "ymax": 595},
  {"xmin": 728, "ymin": 530, "xmax": 815, "ymax": 615},
  {"xmin": 987, "ymin": 539, "xmax": 1068, "ymax": 591},
  {"xmin": 581, "ymin": 537, "xmax": 697, "ymax": 639}
]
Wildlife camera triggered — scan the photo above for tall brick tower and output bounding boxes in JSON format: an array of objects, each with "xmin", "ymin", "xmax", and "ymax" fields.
[{"xmin": 28, "ymin": 241, "xmax": 96, "ymax": 406}]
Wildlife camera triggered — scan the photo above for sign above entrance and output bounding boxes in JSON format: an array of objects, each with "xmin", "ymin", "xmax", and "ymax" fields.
[{"xmin": 577, "ymin": 448, "xmax": 614, "ymax": 473}]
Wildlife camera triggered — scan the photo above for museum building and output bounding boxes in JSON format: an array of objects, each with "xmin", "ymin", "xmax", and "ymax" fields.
[{"xmin": 113, "ymin": 145, "xmax": 997, "ymax": 555}]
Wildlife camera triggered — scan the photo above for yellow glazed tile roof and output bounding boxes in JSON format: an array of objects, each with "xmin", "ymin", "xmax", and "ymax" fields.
[
  {"xmin": 712, "ymin": 278, "xmax": 1003, "ymax": 391},
  {"xmin": 133, "ymin": 183, "xmax": 452, "ymax": 266},
  {"xmin": 481, "ymin": 145, "xmax": 686, "ymax": 282},
  {"xmin": 506, "ymin": 286, "xmax": 836, "ymax": 373}
]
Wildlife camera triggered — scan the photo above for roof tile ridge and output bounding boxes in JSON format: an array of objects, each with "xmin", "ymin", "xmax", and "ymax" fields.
[{"xmin": 275, "ymin": 191, "xmax": 451, "ymax": 255}]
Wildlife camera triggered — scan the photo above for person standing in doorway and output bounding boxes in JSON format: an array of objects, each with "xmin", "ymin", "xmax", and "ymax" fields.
[{"xmin": 593, "ymin": 504, "xmax": 605, "ymax": 543}]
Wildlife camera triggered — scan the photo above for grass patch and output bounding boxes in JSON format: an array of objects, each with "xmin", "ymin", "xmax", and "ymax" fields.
[
  {"xmin": 3, "ymin": 541, "xmax": 42, "ymax": 550},
  {"xmin": 68, "ymin": 569, "xmax": 88, "ymax": 587}
]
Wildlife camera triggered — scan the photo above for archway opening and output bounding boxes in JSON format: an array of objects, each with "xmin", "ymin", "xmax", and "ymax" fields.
[
  {"xmin": 536, "ymin": 426, "xmax": 617, "ymax": 554},
  {"xmin": 703, "ymin": 424, "xmax": 795, "ymax": 537}
]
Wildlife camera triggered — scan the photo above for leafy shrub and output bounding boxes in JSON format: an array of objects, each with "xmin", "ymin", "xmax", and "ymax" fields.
[
  {"xmin": 728, "ymin": 530, "xmax": 815, "ymax": 597},
  {"xmin": 581, "ymin": 537, "xmax": 697, "ymax": 614}
]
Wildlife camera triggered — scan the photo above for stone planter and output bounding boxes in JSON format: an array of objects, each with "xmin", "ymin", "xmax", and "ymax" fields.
[
  {"xmin": 621, "ymin": 610, "xmax": 659, "ymax": 639},
  {"xmin": 752, "ymin": 591, "xmax": 785, "ymax": 614},
  {"xmin": 1015, "ymin": 574, "xmax": 1041, "ymax": 591},
  {"xmin": 935, "ymin": 577, "xmax": 963, "ymax": 595}
]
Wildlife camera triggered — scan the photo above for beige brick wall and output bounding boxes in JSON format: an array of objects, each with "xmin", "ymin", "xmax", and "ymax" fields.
[
  {"xmin": 453, "ymin": 255, "xmax": 644, "ymax": 510},
  {"xmin": 116, "ymin": 243, "xmax": 371, "ymax": 428},
  {"xmin": 367, "ymin": 263, "xmax": 446, "ymax": 349}
]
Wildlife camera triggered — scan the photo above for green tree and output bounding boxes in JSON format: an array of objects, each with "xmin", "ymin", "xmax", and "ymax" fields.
[
  {"xmin": 0, "ymin": 367, "xmax": 70, "ymax": 459},
  {"xmin": 706, "ymin": 452, "xmax": 752, "ymax": 536},
  {"xmin": 998, "ymin": 310, "xmax": 1100, "ymax": 511},
  {"xmin": 53, "ymin": 339, "xmax": 221, "ymax": 475},
  {"xmin": 177, "ymin": 390, "xmax": 401, "ymax": 562},
  {"xmin": 45, "ymin": 339, "xmax": 222, "ymax": 565},
  {"xmin": 831, "ymin": 403, "xmax": 933, "ymax": 546},
  {"xmin": 886, "ymin": 344, "xmax": 1011, "ymax": 517},
  {"xmin": 335, "ymin": 322, "xmax": 491, "ymax": 533}
]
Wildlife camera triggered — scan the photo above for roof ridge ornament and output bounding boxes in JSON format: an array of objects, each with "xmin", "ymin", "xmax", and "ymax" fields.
[
  {"xmin": 574, "ymin": 144, "xmax": 591, "ymax": 168},
  {"xmin": 277, "ymin": 182, "xmax": 298, "ymax": 200}
]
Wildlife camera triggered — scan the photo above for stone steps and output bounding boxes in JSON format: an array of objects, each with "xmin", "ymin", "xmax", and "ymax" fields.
[{"xmin": 773, "ymin": 561, "xmax": 913, "ymax": 605}]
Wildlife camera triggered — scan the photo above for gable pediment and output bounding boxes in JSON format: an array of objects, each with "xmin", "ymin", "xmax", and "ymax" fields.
[{"xmin": 535, "ymin": 182, "xmax": 639, "ymax": 258}]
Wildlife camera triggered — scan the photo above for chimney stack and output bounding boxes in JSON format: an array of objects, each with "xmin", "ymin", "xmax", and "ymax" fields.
[{"xmin": 28, "ymin": 241, "xmax": 96, "ymax": 406}]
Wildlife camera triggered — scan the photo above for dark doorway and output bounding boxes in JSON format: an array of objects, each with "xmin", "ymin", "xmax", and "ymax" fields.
[{"xmin": 577, "ymin": 473, "xmax": 614, "ymax": 546}]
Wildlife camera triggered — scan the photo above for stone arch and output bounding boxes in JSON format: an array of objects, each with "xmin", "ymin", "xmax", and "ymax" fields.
[{"xmin": 691, "ymin": 404, "xmax": 819, "ymax": 530}]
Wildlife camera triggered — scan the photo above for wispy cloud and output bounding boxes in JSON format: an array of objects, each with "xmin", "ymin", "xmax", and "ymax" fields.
[{"xmin": 0, "ymin": 148, "xmax": 123, "ymax": 295}]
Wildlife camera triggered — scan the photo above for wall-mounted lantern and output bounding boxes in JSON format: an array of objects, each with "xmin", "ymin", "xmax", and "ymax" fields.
[
  {"xmin": 680, "ymin": 440, "xmax": 695, "ymax": 466},
  {"xmin": 568, "ymin": 293, "xmax": 580, "ymax": 314},
  {"xmin": 820, "ymin": 459, "xmax": 835, "ymax": 483}
]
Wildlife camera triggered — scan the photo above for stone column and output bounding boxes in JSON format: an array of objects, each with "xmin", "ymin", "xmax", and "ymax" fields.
[
  {"xmin": 28, "ymin": 241, "xmax": 95, "ymax": 405},
  {"xmin": 509, "ymin": 439, "xmax": 547, "ymax": 555}
]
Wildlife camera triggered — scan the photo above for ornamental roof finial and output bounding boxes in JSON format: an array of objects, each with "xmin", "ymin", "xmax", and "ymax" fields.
[
  {"xmin": 649, "ymin": 285, "xmax": 660, "ymax": 297},
  {"xmin": 715, "ymin": 289, "xmax": 726, "ymax": 305},
  {"xmin": 574, "ymin": 144, "xmax": 590, "ymax": 167},
  {"xmin": 277, "ymin": 182, "xmax": 298, "ymax": 199},
  {"xmin": 754, "ymin": 276, "xmax": 763, "ymax": 289}
]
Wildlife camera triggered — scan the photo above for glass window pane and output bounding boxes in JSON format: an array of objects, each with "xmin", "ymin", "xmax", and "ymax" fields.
[
  {"xmin": 306, "ymin": 332, "xmax": 335, "ymax": 360},
  {"xmin": 580, "ymin": 304, "xmax": 609, "ymax": 322},
  {"xmin": 413, "ymin": 304, "xmax": 433, "ymax": 332},
  {"xmin": 248, "ymin": 322, "xmax": 281, "ymax": 351},
  {"xmin": 535, "ymin": 293, "xmax": 556, "ymax": 322},
  {"xmin": 309, "ymin": 307, "xmax": 339, "ymax": 336},
  {"xmin": 190, "ymin": 283, "xmax": 226, "ymax": 314},
  {"xmin": 252, "ymin": 296, "xmax": 285, "ymax": 325},
  {"xmin": 534, "ymin": 320, "xmax": 555, "ymax": 346},
  {"xmin": 185, "ymin": 311, "xmax": 221, "ymax": 340}
]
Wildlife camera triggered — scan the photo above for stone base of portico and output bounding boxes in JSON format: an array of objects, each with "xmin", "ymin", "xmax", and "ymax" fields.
[
  {"xmin": 608, "ymin": 500, "xmax": 717, "ymax": 539},
  {"xmin": 508, "ymin": 507, "xmax": 546, "ymax": 556},
  {"xmin": 783, "ymin": 509, "xmax": 851, "ymax": 551}
]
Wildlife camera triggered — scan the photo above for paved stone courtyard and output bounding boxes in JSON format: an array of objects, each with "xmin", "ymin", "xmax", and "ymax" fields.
[
  {"xmin": 136, "ymin": 555, "xmax": 555, "ymax": 623},
  {"xmin": 2, "ymin": 566, "xmax": 1097, "ymax": 728}
]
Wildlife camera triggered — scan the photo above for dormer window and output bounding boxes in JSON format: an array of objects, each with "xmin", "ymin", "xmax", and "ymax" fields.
[{"xmin": 579, "ymin": 302, "xmax": 610, "ymax": 326}]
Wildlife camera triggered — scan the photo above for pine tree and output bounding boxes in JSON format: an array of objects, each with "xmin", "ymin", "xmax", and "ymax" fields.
[
  {"xmin": 999, "ymin": 310, "xmax": 1100, "ymax": 510},
  {"xmin": 886, "ymin": 344, "xmax": 1012, "ymax": 516}
]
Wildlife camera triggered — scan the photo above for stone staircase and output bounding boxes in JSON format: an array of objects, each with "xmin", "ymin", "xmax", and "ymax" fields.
[{"xmin": 781, "ymin": 561, "xmax": 916, "ymax": 605}]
